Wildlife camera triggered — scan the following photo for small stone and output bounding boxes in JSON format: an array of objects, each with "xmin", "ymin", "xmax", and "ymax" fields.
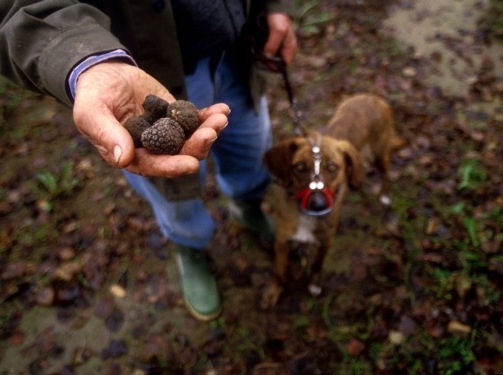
[
  {"xmin": 308, "ymin": 283, "xmax": 322, "ymax": 296},
  {"xmin": 402, "ymin": 66, "xmax": 417, "ymax": 77}
]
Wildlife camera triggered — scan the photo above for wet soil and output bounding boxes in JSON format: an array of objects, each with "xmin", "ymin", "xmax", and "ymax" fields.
[{"xmin": 1, "ymin": 1, "xmax": 503, "ymax": 374}]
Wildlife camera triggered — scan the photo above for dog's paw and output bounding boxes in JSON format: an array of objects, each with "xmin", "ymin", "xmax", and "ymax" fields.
[{"xmin": 260, "ymin": 281, "xmax": 283, "ymax": 309}]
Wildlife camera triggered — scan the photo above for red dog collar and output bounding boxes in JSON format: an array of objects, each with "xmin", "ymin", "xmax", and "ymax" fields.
[{"xmin": 295, "ymin": 184, "xmax": 336, "ymax": 216}]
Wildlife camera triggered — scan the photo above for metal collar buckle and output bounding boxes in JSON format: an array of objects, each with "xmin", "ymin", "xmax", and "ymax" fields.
[{"xmin": 295, "ymin": 136, "xmax": 336, "ymax": 216}]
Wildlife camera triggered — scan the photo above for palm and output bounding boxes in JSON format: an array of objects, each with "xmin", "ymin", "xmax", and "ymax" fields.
[{"xmin": 73, "ymin": 62, "xmax": 229, "ymax": 177}]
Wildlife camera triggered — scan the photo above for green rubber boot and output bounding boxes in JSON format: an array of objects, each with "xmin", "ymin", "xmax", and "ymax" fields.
[
  {"xmin": 175, "ymin": 246, "xmax": 221, "ymax": 321},
  {"xmin": 228, "ymin": 199, "xmax": 274, "ymax": 249}
]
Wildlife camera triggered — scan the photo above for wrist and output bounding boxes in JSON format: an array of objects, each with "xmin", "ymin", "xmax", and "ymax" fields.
[{"xmin": 67, "ymin": 49, "xmax": 136, "ymax": 101}]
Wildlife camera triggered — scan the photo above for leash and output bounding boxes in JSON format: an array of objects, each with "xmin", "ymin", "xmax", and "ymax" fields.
[
  {"xmin": 254, "ymin": 53, "xmax": 336, "ymax": 216},
  {"xmin": 278, "ymin": 60, "xmax": 306, "ymax": 137},
  {"xmin": 268, "ymin": 56, "xmax": 325, "ymax": 187},
  {"xmin": 253, "ymin": 53, "xmax": 308, "ymax": 137}
]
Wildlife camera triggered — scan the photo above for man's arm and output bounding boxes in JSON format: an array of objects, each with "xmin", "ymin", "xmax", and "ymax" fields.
[
  {"xmin": 0, "ymin": 1, "xmax": 230, "ymax": 177},
  {"xmin": 0, "ymin": 1, "xmax": 126, "ymax": 106},
  {"xmin": 262, "ymin": 0, "xmax": 298, "ymax": 64}
]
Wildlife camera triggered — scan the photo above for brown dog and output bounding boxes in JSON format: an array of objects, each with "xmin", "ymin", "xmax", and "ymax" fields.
[{"xmin": 262, "ymin": 93, "xmax": 402, "ymax": 308}]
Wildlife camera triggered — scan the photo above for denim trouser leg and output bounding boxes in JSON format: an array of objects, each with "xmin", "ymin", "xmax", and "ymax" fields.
[
  {"xmin": 124, "ymin": 52, "xmax": 271, "ymax": 249},
  {"xmin": 124, "ymin": 171, "xmax": 214, "ymax": 248}
]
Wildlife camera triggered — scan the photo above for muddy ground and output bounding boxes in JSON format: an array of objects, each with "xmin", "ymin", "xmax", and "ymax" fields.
[{"xmin": 1, "ymin": 1, "xmax": 503, "ymax": 374}]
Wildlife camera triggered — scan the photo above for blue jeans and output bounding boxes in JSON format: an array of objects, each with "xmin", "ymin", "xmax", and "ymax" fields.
[{"xmin": 124, "ymin": 52, "xmax": 272, "ymax": 249}]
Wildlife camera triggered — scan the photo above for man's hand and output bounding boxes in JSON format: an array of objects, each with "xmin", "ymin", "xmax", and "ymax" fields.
[
  {"xmin": 73, "ymin": 62, "xmax": 230, "ymax": 177},
  {"xmin": 263, "ymin": 13, "xmax": 298, "ymax": 65}
]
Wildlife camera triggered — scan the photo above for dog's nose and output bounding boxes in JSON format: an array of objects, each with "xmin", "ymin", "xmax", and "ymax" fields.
[
  {"xmin": 305, "ymin": 190, "xmax": 331, "ymax": 213},
  {"xmin": 295, "ymin": 186, "xmax": 335, "ymax": 216}
]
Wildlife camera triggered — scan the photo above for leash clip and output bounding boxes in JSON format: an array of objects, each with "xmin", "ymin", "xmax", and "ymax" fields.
[
  {"xmin": 256, "ymin": 53, "xmax": 336, "ymax": 216},
  {"xmin": 310, "ymin": 144, "xmax": 323, "ymax": 184},
  {"xmin": 295, "ymin": 134, "xmax": 336, "ymax": 217}
]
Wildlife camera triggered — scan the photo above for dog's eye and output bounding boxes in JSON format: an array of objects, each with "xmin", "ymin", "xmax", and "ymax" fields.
[
  {"xmin": 326, "ymin": 162, "xmax": 339, "ymax": 173},
  {"xmin": 292, "ymin": 161, "xmax": 308, "ymax": 173}
]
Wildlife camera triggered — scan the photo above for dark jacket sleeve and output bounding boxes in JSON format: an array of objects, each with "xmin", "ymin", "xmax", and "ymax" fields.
[
  {"xmin": 264, "ymin": 0, "xmax": 294, "ymax": 16},
  {"xmin": 0, "ymin": 0, "xmax": 127, "ymax": 107},
  {"xmin": 0, "ymin": 0, "xmax": 294, "ymax": 108}
]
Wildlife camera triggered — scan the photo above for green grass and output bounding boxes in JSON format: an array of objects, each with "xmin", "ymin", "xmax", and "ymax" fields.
[
  {"xmin": 294, "ymin": 0, "xmax": 334, "ymax": 35},
  {"xmin": 485, "ymin": 0, "xmax": 503, "ymax": 39}
]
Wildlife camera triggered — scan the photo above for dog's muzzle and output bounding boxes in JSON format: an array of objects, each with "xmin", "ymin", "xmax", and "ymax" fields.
[{"xmin": 295, "ymin": 181, "xmax": 335, "ymax": 216}]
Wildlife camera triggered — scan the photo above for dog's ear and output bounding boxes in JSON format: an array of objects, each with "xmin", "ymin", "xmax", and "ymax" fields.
[
  {"xmin": 338, "ymin": 141, "xmax": 364, "ymax": 189},
  {"xmin": 264, "ymin": 139, "xmax": 299, "ymax": 188}
]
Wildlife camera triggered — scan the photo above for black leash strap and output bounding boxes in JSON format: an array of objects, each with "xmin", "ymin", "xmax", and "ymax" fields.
[
  {"xmin": 254, "ymin": 52, "xmax": 335, "ymax": 215},
  {"xmin": 253, "ymin": 53, "xmax": 307, "ymax": 136},
  {"xmin": 266, "ymin": 56, "xmax": 324, "ymax": 183},
  {"xmin": 279, "ymin": 63, "xmax": 307, "ymax": 137}
]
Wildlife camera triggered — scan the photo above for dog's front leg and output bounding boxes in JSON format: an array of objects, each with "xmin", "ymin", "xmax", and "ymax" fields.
[
  {"xmin": 376, "ymin": 149, "xmax": 392, "ymax": 206},
  {"xmin": 307, "ymin": 245, "xmax": 326, "ymax": 296},
  {"xmin": 308, "ymin": 233, "xmax": 332, "ymax": 296},
  {"xmin": 260, "ymin": 241, "xmax": 289, "ymax": 309}
]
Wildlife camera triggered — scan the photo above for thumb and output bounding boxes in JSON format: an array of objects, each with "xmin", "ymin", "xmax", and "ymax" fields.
[{"xmin": 73, "ymin": 104, "xmax": 136, "ymax": 168}]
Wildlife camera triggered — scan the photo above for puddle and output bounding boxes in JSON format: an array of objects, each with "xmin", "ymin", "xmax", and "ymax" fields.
[{"xmin": 384, "ymin": 0, "xmax": 503, "ymax": 97}]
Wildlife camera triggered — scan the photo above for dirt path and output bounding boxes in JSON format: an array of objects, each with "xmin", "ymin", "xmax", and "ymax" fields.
[{"xmin": 385, "ymin": 0, "xmax": 503, "ymax": 96}]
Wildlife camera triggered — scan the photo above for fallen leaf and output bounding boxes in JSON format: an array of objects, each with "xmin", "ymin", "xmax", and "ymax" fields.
[
  {"xmin": 388, "ymin": 330, "xmax": 405, "ymax": 345},
  {"xmin": 55, "ymin": 262, "xmax": 82, "ymax": 281},
  {"xmin": 1, "ymin": 262, "xmax": 26, "ymax": 280},
  {"xmin": 347, "ymin": 338, "xmax": 366, "ymax": 356},
  {"xmin": 109, "ymin": 284, "xmax": 126, "ymax": 299},
  {"xmin": 447, "ymin": 320, "xmax": 471, "ymax": 336},
  {"xmin": 58, "ymin": 247, "xmax": 76, "ymax": 261},
  {"xmin": 35, "ymin": 286, "xmax": 55, "ymax": 306}
]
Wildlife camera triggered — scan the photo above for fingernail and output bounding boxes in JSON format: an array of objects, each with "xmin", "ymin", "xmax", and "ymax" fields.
[
  {"xmin": 113, "ymin": 145, "xmax": 123, "ymax": 164},
  {"xmin": 206, "ymin": 137, "xmax": 217, "ymax": 149}
]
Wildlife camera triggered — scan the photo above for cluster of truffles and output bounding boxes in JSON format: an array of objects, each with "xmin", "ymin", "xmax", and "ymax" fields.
[{"xmin": 124, "ymin": 95, "xmax": 199, "ymax": 155}]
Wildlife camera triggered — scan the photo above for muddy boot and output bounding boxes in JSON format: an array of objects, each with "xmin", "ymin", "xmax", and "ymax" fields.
[
  {"xmin": 228, "ymin": 199, "xmax": 274, "ymax": 249},
  {"xmin": 174, "ymin": 245, "xmax": 221, "ymax": 321}
]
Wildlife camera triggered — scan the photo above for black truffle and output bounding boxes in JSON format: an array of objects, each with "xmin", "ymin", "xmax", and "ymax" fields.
[
  {"xmin": 124, "ymin": 116, "xmax": 151, "ymax": 147},
  {"xmin": 122, "ymin": 95, "xmax": 201, "ymax": 155},
  {"xmin": 141, "ymin": 118, "xmax": 185, "ymax": 155},
  {"xmin": 141, "ymin": 94, "xmax": 169, "ymax": 124},
  {"xmin": 166, "ymin": 100, "xmax": 199, "ymax": 138}
]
